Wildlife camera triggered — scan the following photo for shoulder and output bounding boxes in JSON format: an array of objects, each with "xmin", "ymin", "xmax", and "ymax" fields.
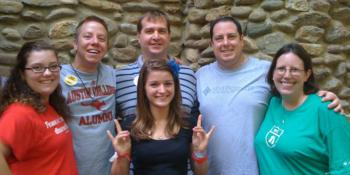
[
  {"xmin": 247, "ymin": 56, "xmax": 271, "ymax": 69},
  {"xmin": 269, "ymin": 96, "xmax": 281, "ymax": 105},
  {"xmin": 118, "ymin": 62, "xmax": 139, "ymax": 70},
  {"xmin": 307, "ymin": 94, "xmax": 349, "ymax": 126},
  {"xmin": 61, "ymin": 64, "xmax": 70, "ymax": 69},
  {"xmin": 99, "ymin": 63, "xmax": 116, "ymax": 76},
  {"xmin": 195, "ymin": 62, "xmax": 214, "ymax": 77},
  {"xmin": 4, "ymin": 103, "xmax": 36, "ymax": 114},
  {"xmin": 1, "ymin": 103, "xmax": 37, "ymax": 123},
  {"xmin": 307, "ymin": 94, "xmax": 328, "ymax": 110},
  {"xmin": 116, "ymin": 62, "xmax": 140, "ymax": 75},
  {"xmin": 100, "ymin": 63, "xmax": 114, "ymax": 70},
  {"xmin": 179, "ymin": 64, "xmax": 195, "ymax": 74},
  {"xmin": 310, "ymin": 95, "xmax": 350, "ymax": 137},
  {"xmin": 179, "ymin": 65, "xmax": 196, "ymax": 82},
  {"xmin": 60, "ymin": 64, "xmax": 73, "ymax": 75}
]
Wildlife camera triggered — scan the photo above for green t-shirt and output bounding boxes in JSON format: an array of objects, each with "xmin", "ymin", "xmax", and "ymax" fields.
[{"xmin": 255, "ymin": 94, "xmax": 350, "ymax": 175}]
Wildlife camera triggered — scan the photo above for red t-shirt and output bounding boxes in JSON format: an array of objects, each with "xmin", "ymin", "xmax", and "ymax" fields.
[{"xmin": 0, "ymin": 103, "xmax": 78, "ymax": 175}]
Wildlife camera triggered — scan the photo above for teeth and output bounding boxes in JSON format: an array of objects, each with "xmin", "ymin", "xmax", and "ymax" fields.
[
  {"xmin": 281, "ymin": 81, "xmax": 293, "ymax": 85},
  {"xmin": 41, "ymin": 80, "xmax": 53, "ymax": 84},
  {"xmin": 88, "ymin": 49, "xmax": 99, "ymax": 54}
]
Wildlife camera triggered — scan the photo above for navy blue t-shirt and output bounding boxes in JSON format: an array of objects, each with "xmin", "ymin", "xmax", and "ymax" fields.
[{"xmin": 131, "ymin": 128, "xmax": 192, "ymax": 175}]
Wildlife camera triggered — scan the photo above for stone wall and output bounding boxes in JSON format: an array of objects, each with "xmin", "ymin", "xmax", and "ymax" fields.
[{"xmin": 0, "ymin": 0, "xmax": 349, "ymax": 112}]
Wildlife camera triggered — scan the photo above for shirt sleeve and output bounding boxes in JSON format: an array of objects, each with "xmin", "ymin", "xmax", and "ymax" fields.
[
  {"xmin": 0, "ymin": 104, "xmax": 37, "ymax": 161},
  {"xmin": 318, "ymin": 105, "xmax": 350, "ymax": 174}
]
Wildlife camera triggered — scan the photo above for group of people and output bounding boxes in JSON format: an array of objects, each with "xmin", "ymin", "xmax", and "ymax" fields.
[{"xmin": 0, "ymin": 9, "xmax": 349, "ymax": 175}]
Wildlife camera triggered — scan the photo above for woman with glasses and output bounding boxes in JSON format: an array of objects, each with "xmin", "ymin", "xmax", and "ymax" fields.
[
  {"xmin": 0, "ymin": 41, "xmax": 78, "ymax": 175},
  {"xmin": 254, "ymin": 43, "xmax": 350, "ymax": 175}
]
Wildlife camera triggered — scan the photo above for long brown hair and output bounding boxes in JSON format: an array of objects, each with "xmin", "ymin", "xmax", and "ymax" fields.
[
  {"xmin": 0, "ymin": 40, "xmax": 71, "ymax": 121},
  {"xmin": 131, "ymin": 59, "xmax": 184, "ymax": 140}
]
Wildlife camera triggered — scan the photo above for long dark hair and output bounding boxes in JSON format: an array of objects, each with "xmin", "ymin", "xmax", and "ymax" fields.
[
  {"xmin": 131, "ymin": 59, "xmax": 184, "ymax": 140},
  {"xmin": 267, "ymin": 43, "xmax": 319, "ymax": 96},
  {"xmin": 0, "ymin": 40, "xmax": 71, "ymax": 121}
]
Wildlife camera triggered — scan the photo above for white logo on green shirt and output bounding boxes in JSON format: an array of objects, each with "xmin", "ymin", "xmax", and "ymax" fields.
[{"xmin": 265, "ymin": 125, "xmax": 284, "ymax": 148}]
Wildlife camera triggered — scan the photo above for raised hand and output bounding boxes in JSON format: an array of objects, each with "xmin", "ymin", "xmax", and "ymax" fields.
[
  {"xmin": 107, "ymin": 119, "xmax": 131, "ymax": 155},
  {"xmin": 192, "ymin": 115, "xmax": 215, "ymax": 152}
]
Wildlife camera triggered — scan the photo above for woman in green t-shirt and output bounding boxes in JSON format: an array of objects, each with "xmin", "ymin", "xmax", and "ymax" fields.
[{"xmin": 255, "ymin": 43, "xmax": 350, "ymax": 175}]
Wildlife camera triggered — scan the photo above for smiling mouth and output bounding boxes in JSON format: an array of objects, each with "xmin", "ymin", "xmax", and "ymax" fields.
[
  {"xmin": 221, "ymin": 50, "xmax": 234, "ymax": 54},
  {"xmin": 87, "ymin": 49, "xmax": 100, "ymax": 54},
  {"xmin": 280, "ymin": 81, "xmax": 294, "ymax": 87},
  {"xmin": 40, "ymin": 80, "xmax": 54, "ymax": 84},
  {"xmin": 150, "ymin": 45, "xmax": 162, "ymax": 48}
]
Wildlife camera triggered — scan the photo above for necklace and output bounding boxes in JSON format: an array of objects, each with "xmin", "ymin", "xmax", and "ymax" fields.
[
  {"xmin": 154, "ymin": 135, "xmax": 170, "ymax": 140},
  {"xmin": 70, "ymin": 64, "xmax": 100, "ymax": 101},
  {"xmin": 148, "ymin": 130, "xmax": 170, "ymax": 140}
]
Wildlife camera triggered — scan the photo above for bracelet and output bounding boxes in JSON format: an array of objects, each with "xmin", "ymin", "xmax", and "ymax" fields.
[
  {"xmin": 191, "ymin": 151, "xmax": 208, "ymax": 164},
  {"xmin": 117, "ymin": 152, "xmax": 131, "ymax": 162}
]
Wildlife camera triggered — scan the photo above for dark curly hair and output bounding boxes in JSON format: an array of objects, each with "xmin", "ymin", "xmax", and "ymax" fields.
[{"xmin": 0, "ymin": 40, "xmax": 71, "ymax": 121}]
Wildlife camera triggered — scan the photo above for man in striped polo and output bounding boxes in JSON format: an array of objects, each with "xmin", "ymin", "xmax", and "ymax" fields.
[
  {"xmin": 115, "ymin": 10, "xmax": 198, "ymax": 129},
  {"xmin": 115, "ymin": 10, "xmax": 198, "ymax": 174}
]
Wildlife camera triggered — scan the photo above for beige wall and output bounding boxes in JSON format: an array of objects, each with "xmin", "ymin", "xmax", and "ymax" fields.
[{"xmin": 0, "ymin": 0, "xmax": 349, "ymax": 111}]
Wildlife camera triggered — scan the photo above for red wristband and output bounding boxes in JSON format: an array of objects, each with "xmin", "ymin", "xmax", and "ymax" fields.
[
  {"xmin": 117, "ymin": 152, "xmax": 131, "ymax": 162},
  {"xmin": 191, "ymin": 151, "xmax": 208, "ymax": 164}
]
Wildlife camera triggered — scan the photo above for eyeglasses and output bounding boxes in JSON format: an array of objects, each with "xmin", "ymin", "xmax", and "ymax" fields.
[
  {"xmin": 274, "ymin": 67, "xmax": 305, "ymax": 76},
  {"xmin": 25, "ymin": 64, "xmax": 61, "ymax": 73}
]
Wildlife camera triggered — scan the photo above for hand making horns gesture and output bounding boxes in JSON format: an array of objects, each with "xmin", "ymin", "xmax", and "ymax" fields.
[
  {"xmin": 107, "ymin": 119, "xmax": 131, "ymax": 156},
  {"xmin": 192, "ymin": 115, "xmax": 215, "ymax": 152}
]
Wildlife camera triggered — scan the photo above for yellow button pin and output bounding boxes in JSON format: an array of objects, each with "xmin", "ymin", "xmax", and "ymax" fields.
[{"xmin": 64, "ymin": 75, "xmax": 78, "ymax": 86}]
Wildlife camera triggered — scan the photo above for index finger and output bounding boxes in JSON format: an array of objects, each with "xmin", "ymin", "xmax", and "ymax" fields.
[
  {"xmin": 197, "ymin": 114, "xmax": 202, "ymax": 127},
  {"xmin": 114, "ymin": 119, "xmax": 123, "ymax": 133}
]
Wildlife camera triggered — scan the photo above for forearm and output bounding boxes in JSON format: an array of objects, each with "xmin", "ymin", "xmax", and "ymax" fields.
[
  {"xmin": 192, "ymin": 161, "xmax": 208, "ymax": 175},
  {"xmin": 191, "ymin": 149, "xmax": 209, "ymax": 175},
  {"xmin": 0, "ymin": 143, "xmax": 11, "ymax": 175},
  {"xmin": 111, "ymin": 156, "xmax": 130, "ymax": 175}
]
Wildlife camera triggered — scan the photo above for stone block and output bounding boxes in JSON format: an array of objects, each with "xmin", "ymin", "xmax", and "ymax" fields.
[
  {"xmin": 295, "ymin": 26, "xmax": 325, "ymax": 43},
  {"xmin": 0, "ymin": 0, "xmax": 23, "ymax": 14},
  {"xmin": 299, "ymin": 43, "xmax": 324, "ymax": 56},
  {"xmin": 231, "ymin": 6, "xmax": 252, "ymax": 18},
  {"xmin": 1, "ymin": 28, "xmax": 21, "ymax": 41},
  {"xmin": 49, "ymin": 20, "xmax": 77, "ymax": 39},
  {"xmin": 46, "ymin": 8, "xmax": 76, "ymax": 20},
  {"xmin": 286, "ymin": 0, "xmax": 309, "ymax": 12},
  {"xmin": 247, "ymin": 21, "xmax": 272, "ymax": 38}
]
